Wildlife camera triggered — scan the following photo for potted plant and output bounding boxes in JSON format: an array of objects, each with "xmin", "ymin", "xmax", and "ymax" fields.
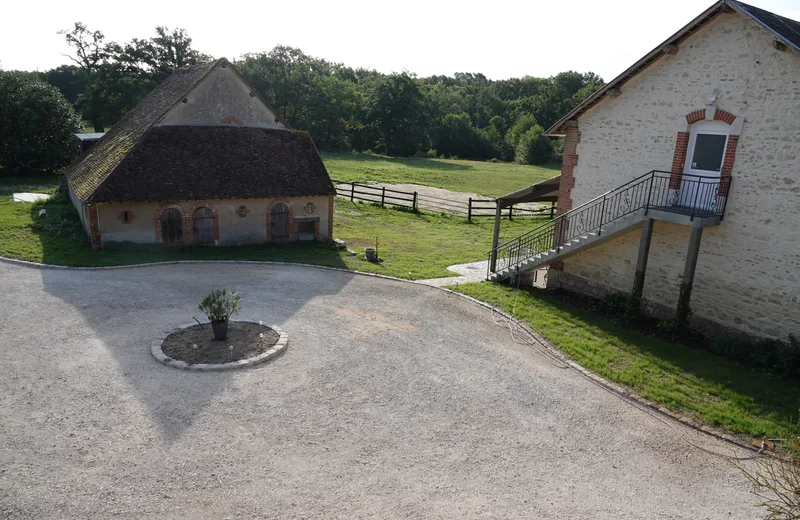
[{"xmin": 198, "ymin": 289, "xmax": 242, "ymax": 341}]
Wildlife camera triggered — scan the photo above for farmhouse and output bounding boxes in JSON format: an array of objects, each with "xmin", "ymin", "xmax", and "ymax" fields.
[
  {"xmin": 64, "ymin": 58, "xmax": 335, "ymax": 248},
  {"xmin": 488, "ymin": 0, "xmax": 800, "ymax": 340}
]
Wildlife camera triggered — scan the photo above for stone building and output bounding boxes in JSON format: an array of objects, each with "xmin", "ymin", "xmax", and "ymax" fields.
[
  {"xmin": 64, "ymin": 58, "xmax": 335, "ymax": 248},
  {"xmin": 488, "ymin": 0, "xmax": 800, "ymax": 340}
]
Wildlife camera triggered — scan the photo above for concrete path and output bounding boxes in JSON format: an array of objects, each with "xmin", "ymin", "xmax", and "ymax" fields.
[
  {"xmin": 0, "ymin": 261, "xmax": 759, "ymax": 519},
  {"xmin": 417, "ymin": 261, "xmax": 549, "ymax": 288}
]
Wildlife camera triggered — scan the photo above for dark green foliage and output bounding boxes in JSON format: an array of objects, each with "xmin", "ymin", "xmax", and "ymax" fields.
[
  {"xmin": 600, "ymin": 292, "xmax": 640, "ymax": 323},
  {"xmin": 56, "ymin": 22, "xmax": 209, "ymax": 132},
  {"xmin": 0, "ymin": 73, "xmax": 81, "ymax": 175},
  {"xmin": 514, "ymin": 124, "xmax": 553, "ymax": 165},
  {"xmin": 708, "ymin": 334, "xmax": 800, "ymax": 378},
  {"xmin": 436, "ymin": 113, "xmax": 492, "ymax": 160},
  {"xmin": 38, "ymin": 28, "xmax": 604, "ymax": 160}
]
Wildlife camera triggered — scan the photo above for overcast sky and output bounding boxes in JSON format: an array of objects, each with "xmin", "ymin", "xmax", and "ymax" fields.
[{"xmin": 3, "ymin": 0, "xmax": 799, "ymax": 82}]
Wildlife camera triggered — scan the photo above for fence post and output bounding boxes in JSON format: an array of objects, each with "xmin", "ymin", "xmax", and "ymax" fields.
[
  {"xmin": 412, "ymin": 191, "xmax": 418, "ymax": 212},
  {"xmin": 468, "ymin": 198, "xmax": 472, "ymax": 222},
  {"xmin": 508, "ymin": 205, "xmax": 513, "ymax": 221},
  {"xmin": 550, "ymin": 202, "xmax": 555, "ymax": 219},
  {"xmin": 381, "ymin": 187, "xmax": 385, "ymax": 207},
  {"xmin": 350, "ymin": 182, "xmax": 355, "ymax": 202}
]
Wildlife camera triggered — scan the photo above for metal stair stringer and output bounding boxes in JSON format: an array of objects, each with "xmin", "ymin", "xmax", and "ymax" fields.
[{"xmin": 488, "ymin": 209, "xmax": 647, "ymax": 282}]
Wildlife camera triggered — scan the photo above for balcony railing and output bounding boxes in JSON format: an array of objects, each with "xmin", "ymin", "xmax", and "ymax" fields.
[{"xmin": 487, "ymin": 170, "xmax": 731, "ymax": 277}]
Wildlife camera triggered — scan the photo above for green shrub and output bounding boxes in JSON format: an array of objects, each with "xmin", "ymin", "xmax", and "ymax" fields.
[
  {"xmin": 198, "ymin": 289, "xmax": 242, "ymax": 323},
  {"xmin": 600, "ymin": 292, "xmax": 640, "ymax": 322},
  {"xmin": 514, "ymin": 125, "xmax": 553, "ymax": 165},
  {"xmin": 657, "ymin": 319, "xmax": 680, "ymax": 338},
  {"xmin": 709, "ymin": 334, "xmax": 800, "ymax": 378}
]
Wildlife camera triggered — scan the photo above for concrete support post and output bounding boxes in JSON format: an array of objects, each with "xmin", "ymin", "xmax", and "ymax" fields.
[
  {"xmin": 631, "ymin": 218, "xmax": 654, "ymax": 302},
  {"xmin": 490, "ymin": 201, "xmax": 502, "ymax": 272},
  {"xmin": 676, "ymin": 226, "xmax": 704, "ymax": 327}
]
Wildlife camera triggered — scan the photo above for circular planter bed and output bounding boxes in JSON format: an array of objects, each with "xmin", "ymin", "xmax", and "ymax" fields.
[{"xmin": 151, "ymin": 320, "xmax": 288, "ymax": 371}]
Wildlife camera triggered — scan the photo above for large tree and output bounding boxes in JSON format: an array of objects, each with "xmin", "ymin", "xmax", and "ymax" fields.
[
  {"xmin": 111, "ymin": 26, "xmax": 211, "ymax": 84},
  {"xmin": 59, "ymin": 22, "xmax": 109, "ymax": 132},
  {"xmin": 0, "ymin": 72, "xmax": 81, "ymax": 175},
  {"xmin": 363, "ymin": 72, "xmax": 429, "ymax": 156}
]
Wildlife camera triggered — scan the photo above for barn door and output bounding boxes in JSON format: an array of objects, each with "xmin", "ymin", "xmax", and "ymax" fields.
[
  {"xmin": 160, "ymin": 208, "xmax": 183, "ymax": 244},
  {"xmin": 193, "ymin": 207, "xmax": 214, "ymax": 244},
  {"xmin": 271, "ymin": 204, "xmax": 289, "ymax": 240}
]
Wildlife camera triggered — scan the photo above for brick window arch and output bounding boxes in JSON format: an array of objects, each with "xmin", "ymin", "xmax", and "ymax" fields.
[
  {"xmin": 670, "ymin": 107, "xmax": 743, "ymax": 196},
  {"xmin": 266, "ymin": 200, "xmax": 294, "ymax": 242},
  {"xmin": 185, "ymin": 201, "xmax": 220, "ymax": 243},
  {"xmin": 154, "ymin": 203, "xmax": 188, "ymax": 244}
]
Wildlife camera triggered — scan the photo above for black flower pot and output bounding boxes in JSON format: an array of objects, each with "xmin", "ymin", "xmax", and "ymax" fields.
[{"xmin": 211, "ymin": 321, "xmax": 228, "ymax": 341}]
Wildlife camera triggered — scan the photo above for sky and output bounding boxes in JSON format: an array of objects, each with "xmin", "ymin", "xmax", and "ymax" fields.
[{"xmin": 2, "ymin": 0, "xmax": 799, "ymax": 83}]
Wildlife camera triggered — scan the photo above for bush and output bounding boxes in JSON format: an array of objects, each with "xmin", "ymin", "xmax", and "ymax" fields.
[
  {"xmin": 198, "ymin": 289, "xmax": 242, "ymax": 323},
  {"xmin": 737, "ymin": 437, "xmax": 800, "ymax": 519},
  {"xmin": 600, "ymin": 293, "xmax": 640, "ymax": 323},
  {"xmin": 414, "ymin": 149, "xmax": 438, "ymax": 158},
  {"xmin": 709, "ymin": 334, "xmax": 800, "ymax": 378},
  {"xmin": 0, "ymin": 71, "xmax": 81, "ymax": 175},
  {"xmin": 514, "ymin": 125, "xmax": 553, "ymax": 165}
]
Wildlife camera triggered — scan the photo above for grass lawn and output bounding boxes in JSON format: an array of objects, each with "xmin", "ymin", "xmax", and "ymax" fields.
[
  {"xmin": 322, "ymin": 152, "xmax": 560, "ymax": 198},
  {"xmin": 0, "ymin": 179, "xmax": 539, "ymax": 279},
  {"xmin": 450, "ymin": 282, "xmax": 800, "ymax": 439}
]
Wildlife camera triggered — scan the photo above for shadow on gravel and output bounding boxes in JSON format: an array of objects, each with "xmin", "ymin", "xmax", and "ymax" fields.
[{"xmin": 38, "ymin": 262, "xmax": 354, "ymax": 442}]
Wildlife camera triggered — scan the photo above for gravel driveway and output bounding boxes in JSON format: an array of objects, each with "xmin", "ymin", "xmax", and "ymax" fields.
[{"xmin": 0, "ymin": 261, "xmax": 758, "ymax": 519}]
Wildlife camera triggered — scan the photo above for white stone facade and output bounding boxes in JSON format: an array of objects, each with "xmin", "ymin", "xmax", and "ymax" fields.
[{"xmin": 556, "ymin": 12, "xmax": 800, "ymax": 339}]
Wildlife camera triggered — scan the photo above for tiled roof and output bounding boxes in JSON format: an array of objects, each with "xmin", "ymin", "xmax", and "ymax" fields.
[
  {"xmin": 731, "ymin": 0, "xmax": 800, "ymax": 52},
  {"xmin": 64, "ymin": 59, "xmax": 220, "ymax": 201},
  {"xmin": 88, "ymin": 126, "xmax": 335, "ymax": 203}
]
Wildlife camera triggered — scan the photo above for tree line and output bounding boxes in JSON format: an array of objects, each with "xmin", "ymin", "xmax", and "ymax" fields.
[{"xmin": 1, "ymin": 23, "xmax": 604, "ymax": 175}]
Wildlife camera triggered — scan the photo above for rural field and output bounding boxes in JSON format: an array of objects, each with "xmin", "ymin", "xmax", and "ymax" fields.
[{"xmin": 322, "ymin": 152, "xmax": 560, "ymax": 198}]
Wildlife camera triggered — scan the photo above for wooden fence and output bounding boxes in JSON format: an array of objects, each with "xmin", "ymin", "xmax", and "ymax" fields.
[{"xmin": 333, "ymin": 180, "xmax": 556, "ymax": 221}]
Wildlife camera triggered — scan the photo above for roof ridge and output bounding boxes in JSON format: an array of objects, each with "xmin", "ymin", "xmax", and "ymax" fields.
[{"xmin": 547, "ymin": 0, "xmax": 799, "ymax": 135}]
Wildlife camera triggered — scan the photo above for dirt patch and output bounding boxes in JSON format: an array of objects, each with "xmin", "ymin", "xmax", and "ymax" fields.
[{"xmin": 161, "ymin": 322, "xmax": 279, "ymax": 364}]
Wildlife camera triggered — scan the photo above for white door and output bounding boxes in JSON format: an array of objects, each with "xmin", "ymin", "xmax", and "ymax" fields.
[{"xmin": 679, "ymin": 120, "xmax": 728, "ymax": 211}]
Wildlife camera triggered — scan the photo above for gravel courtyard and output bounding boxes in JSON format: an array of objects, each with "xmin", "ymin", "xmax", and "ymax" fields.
[{"xmin": 0, "ymin": 261, "xmax": 759, "ymax": 519}]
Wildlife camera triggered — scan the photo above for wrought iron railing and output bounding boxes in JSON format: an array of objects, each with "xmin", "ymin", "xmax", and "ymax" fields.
[{"xmin": 487, "ymin": 170, "xmax": 730, "ymax": 277}]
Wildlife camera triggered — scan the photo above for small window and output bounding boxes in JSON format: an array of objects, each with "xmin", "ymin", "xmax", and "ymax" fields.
[
  {"xmin": 297, "ymin": 221, "xmax": 315, "ymax": 235},
  {"xmin": 121, "ymin": 211, "xmax": 133, "ymax": 224},
  {"xmin": 691, "ymin": 134, "xmax": 727, "ymax": 172}
]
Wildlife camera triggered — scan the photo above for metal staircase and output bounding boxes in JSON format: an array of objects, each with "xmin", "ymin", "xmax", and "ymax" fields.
[{"xmin": 487, "ymin": 170, "xmax": 730, "ymax": 281}]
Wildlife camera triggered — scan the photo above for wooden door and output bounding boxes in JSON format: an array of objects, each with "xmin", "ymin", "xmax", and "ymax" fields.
[
  {"xmin": 271, "ymin": 204, "xmax": 289, "ymax": 240},
  {"xmin": 160, "ymin": 208, "xmax": 183, "ymax": 244},
  {"xmin": 193, "ymin": 207, "xmax": 214, "ymax": 244}
]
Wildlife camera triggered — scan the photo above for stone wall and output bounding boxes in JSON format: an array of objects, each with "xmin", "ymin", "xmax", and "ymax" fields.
[
  {"xmin": 553, "ymin": 12, "xmax": 800, "ymax": 339},
  {"xmin": 96, "ymin": 196, "xmax": 332, "ymax": 246}
]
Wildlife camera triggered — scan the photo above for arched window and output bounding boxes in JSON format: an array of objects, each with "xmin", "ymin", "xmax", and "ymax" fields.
[
  {"xmin": 270, "ymin": 204, "xmax": 289, "ymax": 240},
  {"xmin": 160, "ymin": 208, "xmax": 183, "ymax": 244},
  {"xmin": 193, "ymin": 207, "xmax": 214, "ymax": 244}
]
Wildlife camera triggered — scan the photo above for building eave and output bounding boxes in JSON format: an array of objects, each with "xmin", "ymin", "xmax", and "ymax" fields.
[{"xmin": 546, "ymin": 0, "xmax": 800, "ymax": 135}]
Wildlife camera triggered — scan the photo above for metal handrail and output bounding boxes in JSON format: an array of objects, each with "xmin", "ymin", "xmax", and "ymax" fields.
[{"xmin": 487, "ymin": 170, "xmax": 730, "ymax": 277}]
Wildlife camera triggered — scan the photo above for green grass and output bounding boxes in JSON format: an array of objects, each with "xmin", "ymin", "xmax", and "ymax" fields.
[
  {"xmin": 322, "ymin": 152, "xmax": 560, "ymax": 198},
  {"xmin": 450, "ymin": 282, "xmax": 800, "ymax": 439},
  {"xmin": 0, "ymin": 181, "xmax": 539, "ymax": 279}
]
